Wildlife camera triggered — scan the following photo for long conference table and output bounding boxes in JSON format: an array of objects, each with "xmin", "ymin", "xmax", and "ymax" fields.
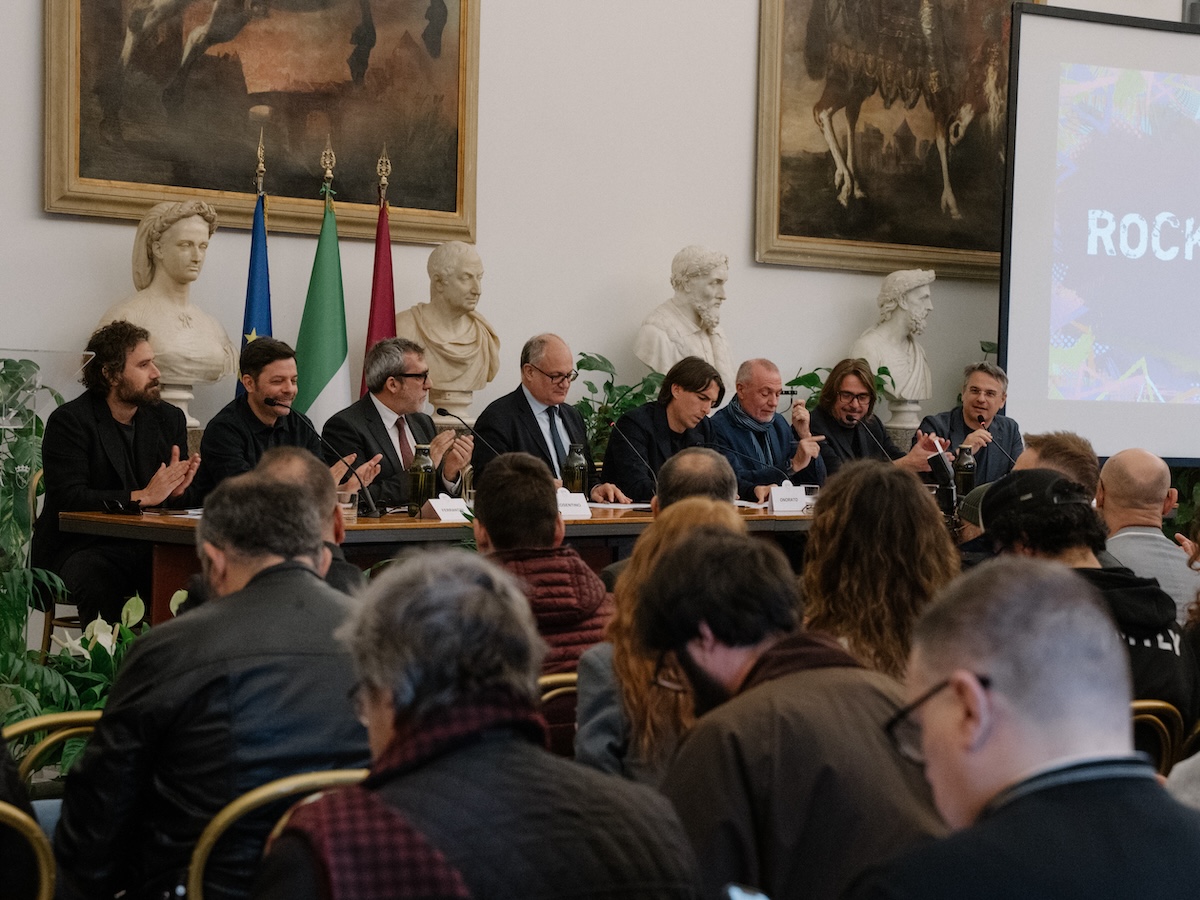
[{"xmin": 59, "ymin": 507, "xmax": 812, "ymax": 624}]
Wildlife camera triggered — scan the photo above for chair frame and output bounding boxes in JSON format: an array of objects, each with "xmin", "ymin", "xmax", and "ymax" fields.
[
  {"xmin": 0, "ymin": 799, "xmax": 55, "ymax": 900},
  {"xmin": 1131, "ymin": 699, "xmax": 1184, "ymax": 776},
  {"xmin": 3, "ymin": 710, "xmax": 102, "ymax": 782},
  {"xmin": 537, "ymin": 672, "xmax": 578, "ymax": 704},
  {"xmin": 185, "ymin": 768, "xmax": 368, "ymax": 900}
]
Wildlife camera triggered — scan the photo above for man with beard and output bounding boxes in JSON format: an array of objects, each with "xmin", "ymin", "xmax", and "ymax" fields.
[
  {"xmin": 634, "ymin": 245, "xmax": 736, "ymax": 391},
  {"xmin": 55, "ymin": 475, "xmax": 368, "ymax": 900},
  {"xmin": 634, "ymin": 527, "xmax": 944, "ymax": 900},
  {"xmin": 917, "ymin": 363, "xmax": 1022, "ymax": 483},
  {"xmin": 33, "ymin": 321, "xmax": 201, "ymax": 624},
  {"xmin": 850, "ymin": 269, "xmax": 936, "ymax": 404}
]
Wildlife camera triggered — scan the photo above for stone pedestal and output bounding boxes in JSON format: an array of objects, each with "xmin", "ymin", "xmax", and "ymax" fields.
[
  {"xmin": 429, "ymin": 388, "xmax": 475, "ymax": 430},
  {"xmin": 161, "ymin": 383, "xmax": 198, "ymax": 428},
  {"xmin": 884, "ymin": 398, "xmax": 923, "ymax": 450}
]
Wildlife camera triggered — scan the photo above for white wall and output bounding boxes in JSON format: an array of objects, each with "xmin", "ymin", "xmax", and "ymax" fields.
[{"xmin": 0, "ymin": 0, "xmax": 1176, "ymax": 424}]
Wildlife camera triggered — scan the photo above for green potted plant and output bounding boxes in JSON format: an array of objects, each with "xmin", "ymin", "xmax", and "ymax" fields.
[{"xmin": 572, "ymin": 353, "xmax": 664, "ymax": 460}]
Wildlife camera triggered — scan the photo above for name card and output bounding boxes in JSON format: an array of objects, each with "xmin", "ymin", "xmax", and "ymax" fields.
[
  {"xmin": 556, "ymin": 489, "xmax": 593, "ymax": 520},
  {"xmin": 768, "ymin": 482, "xmax": 818, "ymax": 516},
  {"xmin": 420, "ymin": 494, "xmax": 471, "ymax": 522}
]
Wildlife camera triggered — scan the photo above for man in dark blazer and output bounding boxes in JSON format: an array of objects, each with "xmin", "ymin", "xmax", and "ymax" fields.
[
  {"xmin": 322, "ymin": 338, "xmax": 472, "ymax": 509},
  {"xmin": 471, "ymin": 334, "xmax": 629, "ymax": 503},
  {"xmin": 32, "ymin": 322, "xmax": 200, "ymax": 624}
]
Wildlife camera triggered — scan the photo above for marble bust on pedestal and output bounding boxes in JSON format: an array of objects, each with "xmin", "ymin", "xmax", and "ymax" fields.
[
  {"xmin": 395, "ymin": 241, "xmax": 500, "ymax": 422},
  {"xmin": 634, "ymin": 245, "xmax": 735, "ymax": 391},
  {"xmin": 849, "ymin": 269, "xmax": 936, "ymax": 440},
  {"xmin": 99, "ymin": 200, "xmax": 236, "ymax": 427}
]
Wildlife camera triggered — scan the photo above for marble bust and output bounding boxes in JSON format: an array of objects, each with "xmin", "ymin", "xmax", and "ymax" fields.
[
  {"xmin": 395, "ymin": 241, "xmax": 500, "ymax": 420},
  {"xmin": 850, "ymin": 269, "xmax": 936, "ymax": 403},
  {"xmin": 99, "ymin": 200, "xmax": 236, "ymax": 426},
  {"xmin": 633, "ymin": 245, "xmax": 735, "ymax": 390}
]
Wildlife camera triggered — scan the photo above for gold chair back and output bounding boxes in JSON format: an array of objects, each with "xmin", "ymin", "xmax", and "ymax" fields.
[
  {"xmin": 2, "ymin": 710, "xmax": 102, "ymax": 782},
  {"xmin": 186, "ymin": 768, "xmax": 368, "ymax": 900},
  {"xmin": 1132, "ymin": 699, "xmax": 1184, "ymax": 776},
  {"xmin": 0, "ymin": 800, "xmax": 55, "ymax": 900},
  {"xmin": 538, "ymin": 672, "xmax": 579, "ymax": 758}
]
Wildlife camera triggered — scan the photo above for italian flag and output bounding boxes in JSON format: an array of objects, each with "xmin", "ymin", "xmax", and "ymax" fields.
[{"xmin": 293, "ymin": 193, "xmax": 351, "ymax": 431}]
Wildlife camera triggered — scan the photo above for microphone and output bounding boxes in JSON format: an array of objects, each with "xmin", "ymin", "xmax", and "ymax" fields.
[
  {"xmin": 607, "ymin": 418, "xmax": 658, "ymax": 498},
  {"xmin": 264, "ymin": 398, "xmax": 383, "ymax": 518},
  {"xmin": 855, "ymin": 417, "xmax": 894, "ymax": 459},
  {"xmin": 976, "ymin": 415, "xmax": 1017, "ymax": 465},
  {"xmin": 435, "ymin": 407, "xmax": 502, "ymax": 459}
]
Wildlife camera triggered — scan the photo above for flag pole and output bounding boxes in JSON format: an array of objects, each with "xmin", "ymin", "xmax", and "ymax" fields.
[
  {"xmin": 238, "ymin": 128, "xmax": 273, "ymax": 397},
  {"xmin": 360, "ymin": 147, "xmax": 398, "ymax": 396}
]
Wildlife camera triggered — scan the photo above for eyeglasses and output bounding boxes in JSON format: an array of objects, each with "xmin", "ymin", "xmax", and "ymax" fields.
[
  {"xmin": 836, "ymin": 390, "xmax": 871, "ymax": 405},
  {"xmin": 649, "ymin": 649, "xmax": 686, "ymax": 693},
  {"xmin": 527, "ymin": 364, "xmax": 579, "ymax": 386},
  {"xmin": 394, "ymin": 370, "xmax": 431, "ymax": 384},
  {"xmin": 885, "ymin": 674, "xmax": 991, "ymax": 766}
]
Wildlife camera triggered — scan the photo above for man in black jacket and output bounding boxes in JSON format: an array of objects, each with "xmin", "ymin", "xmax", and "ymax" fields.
[
  {"xmin": 55, "ymin": 475, "xmax": 368, "ymax": 900},
  {"xmin": 32, "ymin": 321, "xmax": 200, "ymax": 623}
]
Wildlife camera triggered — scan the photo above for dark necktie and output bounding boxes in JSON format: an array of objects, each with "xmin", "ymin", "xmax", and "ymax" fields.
[
  {"xmin": 397, "ymin": 417, "xmax": 414, "ymax": 469},
  {"xmin": 546, "ymin": 405, "xmax": 567, "ymax": 474}
]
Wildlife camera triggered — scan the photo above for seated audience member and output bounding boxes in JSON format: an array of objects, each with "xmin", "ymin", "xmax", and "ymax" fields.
[
  {"xmin": 255, "ymin": 446, "xmax": 364, "ymax": 595},
  {"xmin": 473, "ymin": 452, "xmax": 612, "ymax": 673},
  {"xmin": 32, "ymin": 321, "xmax": 201, "ymax": 624},
  {"xmin": 803, "ymin": 460, "xmax": 960, "ymax": 677},
  {"xmin": 322, "ymin": 337, "xmax": 472, "ymax": 509},
  {"xmin": 471, "ymin": 333, "xmax": 627, "ymax": 502},
  {"xmin": 637, "ymin": 529, "xmax": 943, "ymax": 900},
  {"xmin": 1012, "ymin": 430, "xmax": 1100, "ymax": 495},
  {"xmin": 2, "ymin": 732, "xmax": 39, "ymax": 900},
  {"xmin": 576, "ymin": 498, "xmax": 746, "ymax": 785},
  {"xmin": 808, "ymin": 357, "xmax": 945, "ymax": 477},
  {"xmin": 917, "ymin": 362, "xmax": 1022, "ymax": 482},
  {"xmin": 603, "ymin": 356, "xmax": 724, "ymax": 502},
  {"xmin": 55, "ymin": 476, "xmax": 368, "ymax": 900},
  {"xmin": 599, "ymin": 447, "xmax": 738, "ymax": 590},
  {"xmin": 198, "ymin": 338, "xmax": 380, "ymax": 498},
  {"xmin": 1097, "ymin": 448, "xmax": 1200, "ymax": 625},
  {"xmin": 709, "ymin": 357, "xmax": 825, "ymax": 501},
  {"xmin": 847, "ymin": 557, "xmax": 1200, "ymax": 899},
  {"xmin": 981, "ymin": 469, "xmax": 1200, "ymax": 728},
  {"xmin": 252, "ymin": 549, "xmax": 703, "ymax": 900}
]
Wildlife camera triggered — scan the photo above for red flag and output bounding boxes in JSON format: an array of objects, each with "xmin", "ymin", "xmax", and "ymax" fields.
[{"xmin": 360, "ymin": 201, "xmax": 397, "ymax": 396}]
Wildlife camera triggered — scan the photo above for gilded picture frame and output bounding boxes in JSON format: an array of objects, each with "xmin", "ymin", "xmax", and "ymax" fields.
[
  {"xmin": 755, "ymin": 0, "xmax": 1037, "ymax": 279},
  {"xmin": 44, "ymin": 0, "xmax": 478, "ymax": 242}
]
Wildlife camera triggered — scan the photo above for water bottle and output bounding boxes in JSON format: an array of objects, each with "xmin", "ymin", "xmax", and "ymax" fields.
[
  {"xmin": 407, "ymin": 444, "xmax": 435, "ymax": 516},
  {"xmin": 563, "ymin": 443, "xmax": 587, "ymax": 494},
  {"xmin": 953, "ymin": 445, "xmax": 976, "ymax": 500}
]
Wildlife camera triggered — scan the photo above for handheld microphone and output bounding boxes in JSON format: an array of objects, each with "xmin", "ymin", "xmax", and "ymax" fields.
[
  {"xmin": 435, "ymin": 407, "xmax": 502, "ymax": 459},
  {"xmin": 264, "ymin": 398, "xmax": 384, "ymax": 518},
  {"xmin": 976, "ymin": 415, "xmax": 1017, "ymax": 465},
  {"xmin": 607, "ymin": 419, "xmax": 658, "ymax": 498}
]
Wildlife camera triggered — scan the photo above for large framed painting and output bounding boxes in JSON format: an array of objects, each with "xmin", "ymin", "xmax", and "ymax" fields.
[
  {"xmin": 45, "ymin": 0, "xmax": 478, "ymax": 241},
  {"xmin": 755, "ymin": 0, "xmax": 1036, "ymax": 279}
]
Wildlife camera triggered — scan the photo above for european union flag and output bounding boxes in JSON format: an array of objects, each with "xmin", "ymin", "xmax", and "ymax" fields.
[{"xmin": 236, "ymin": 193, "xmax": 273, "ymax": 397}]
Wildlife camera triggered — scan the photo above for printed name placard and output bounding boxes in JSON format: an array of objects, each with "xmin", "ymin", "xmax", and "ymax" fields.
[
  {"xmin": 556, "ymin": 490, "xmax": 593, "ymax": 520},
  {"xmin": 768, "ymin": 482, "xmax": 818, "ymax": 516},
  {"xmin": 421, "ymin": 495, "xmax": 471, "ymax": 522}
]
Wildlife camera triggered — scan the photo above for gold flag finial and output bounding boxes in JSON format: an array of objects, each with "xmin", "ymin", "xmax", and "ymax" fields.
[
  {"xmin": 321, "ymin": 136, "xmax": 336, "ymax": 187},
  {"xmin": 254, "ymin": 128, "xmax": 266, "ymax": 195},
  {"xmin": 377, "ymin": 146, "xmax": 391, "ymax": 204}
]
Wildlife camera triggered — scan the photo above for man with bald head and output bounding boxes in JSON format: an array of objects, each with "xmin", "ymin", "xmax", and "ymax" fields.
[
  {"xmin": 472, "ymin": 333, "xmax": 628, "ymax": 503},
  {"xmin": 847, "ymin": 556, "xmax": 1200, "ymax": 899},
  {"xmin": 1098, "ymin": 448, "xmax": 1198, "ymax": 625},
  {"xmin": 710, "ymin": 358, "xmax": 825, "ymax": 501}
]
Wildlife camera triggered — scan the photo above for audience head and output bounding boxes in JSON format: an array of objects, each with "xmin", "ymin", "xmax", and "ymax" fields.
[
  {"xmin": 819, "ymin": 358, "xmax": 878, "ymax": 426},
  {"xmin": 608, "ymin": 497, "xmax": 747, "ymax": 765},
  {"xmin": 635, "ymin": 529, "xmax": 799, "ymax": 715},
  {"xmin": 82, "ymin": 321, "xmax": 159, "ymax": 405},
  {"xmin": 519, "ymin": 333, "xmax": 576, "ymax": 407},
  {"xmin": 733, "ymin": 358, "xmax": 787, "ymax": 423},
  {"xmin": 960, "ymin": 363, "xmax": 1008, "ymax": 429},
  {"xmin": 197, "ymin": 474, "xmax": 326, "ymax": 597},
  {"xmin": 472, "ymin": 452, "xmax": 562, "ymax": 552},
  {"xmin": 1096, "ymin": 448, "xmax": 1175, "ymax": 527},
  {"xmin": 658, "ymin": 356, "xmax": 725, "ymax": 433},
  {"xmin": 340, "ymin": 549, "xmax": 544, "ymax": 757},
  {"xmin": 981, "ymin": 469, "xmax": 1105, "ymax": 558},
  {"xmin": 254, "ymin": 446, "xmax": 340, "ymax": 541},
  {"xmin": 1013, "ymin": 431, "xmax": 1100, "ymax": 497},
  {"xmin": 427, "ymin": 241, "xmax": 483, "ymax": 314},
  {"xmin": 900, "ymin": 556, "xmax": 1131, "ymax": 829},
  {"xmin": 803, "ymin": 460, "xmax": 960, "ymax": 677},
  {"xmin": 654, "ymin": 447, "xmax": 737, "ymax": 512},
  {"xmin": 364, "ymin": 338, "xmax": 431, "ymax": 417}
]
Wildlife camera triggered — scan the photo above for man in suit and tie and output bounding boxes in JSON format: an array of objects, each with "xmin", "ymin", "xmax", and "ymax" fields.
[
  {"xmin": 472, "ymin": 334, "xmax": 629, "ymax": 503},
  {"xmin": 32, "ymin": 321, "xmax": 201, "ymax": 624},
  {"xmin": 322, "ymin": 338, "xmax": 472, "ymax": 509}
]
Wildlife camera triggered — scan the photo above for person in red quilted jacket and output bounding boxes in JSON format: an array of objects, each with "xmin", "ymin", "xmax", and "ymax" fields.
[{"xmin": 473, "ymin": 452, "xmax": 613, "ymax": 673}]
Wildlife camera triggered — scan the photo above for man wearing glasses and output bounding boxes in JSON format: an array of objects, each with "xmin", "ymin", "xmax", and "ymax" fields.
[
  {"xmin": 808, "ymin": 357, "xmax": 947, "ymax": 477},
  {"xmin": 472, "ymin": 333, "xmax": 630, "ymax": 503},
  {"xmin": 848, "ymin": 556, "xmax": 1200, "ymax": 898},
  {"xmin": 323, "ymin": 337, "xmax": 472, "ymax": 509}
]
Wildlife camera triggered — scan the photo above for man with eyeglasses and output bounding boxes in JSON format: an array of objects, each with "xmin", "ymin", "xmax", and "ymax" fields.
[
  {"xmin": 322, "ymin": 337, "xmax": 472, "ymax": 509},
  {"xmin": 472, "ymin": 333, "xmax": 630, "ymax": 502},
  {"xmin": 809, "ymin": 357, "xmax": 947, "ymax": 477},
  {"xmin": 847, "ymin": 556, "xmax": 1200, "ymax": 899},
  {"xmin": 916, "ymin": 362, "xmax": 1022, "ymax": 483},
  {"xmin": 635, "ymin": 527, "xmax": 942, "ymax": 900}
]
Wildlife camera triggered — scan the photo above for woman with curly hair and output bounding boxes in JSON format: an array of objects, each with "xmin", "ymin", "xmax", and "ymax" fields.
[
  {"xmin": 802, "ymin": 458, "xmax": 959, "ymax": 678},
  {"xmin": 575, "ymin": 497, "xmax": 746, "ymax": 784}
]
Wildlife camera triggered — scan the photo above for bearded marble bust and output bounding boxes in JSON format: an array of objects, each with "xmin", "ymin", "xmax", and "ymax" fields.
[
  {"xmin": 850, "ymin": 269, "xmax": 936, "ymax": 404},
  {"xmin": 633, "ymin": 245, "xmax": 735, "ymax": 390}
]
